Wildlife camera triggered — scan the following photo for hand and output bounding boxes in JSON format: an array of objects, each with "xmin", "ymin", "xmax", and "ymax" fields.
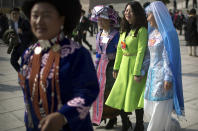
[
  {"xmin": 38, "ymin": 112, "xmax": 66, "ymax": 131},
  {"xmin": 83, "ymin": 31, "xmax": 87, "ymax": 34},
  {"xmin": 134, "ymin": 76, "xmax": 142, "ymax": 83},
  {"xmin": 17, "ymin": 28, "xmax": 22, "ymax": 34},
  {"xmin": 112, "ymin": 70, "xmax": 118, "ymax": 79},
  {"xmin": 164, "ymin": 81, "xmax": 172, "ymax": 90}
]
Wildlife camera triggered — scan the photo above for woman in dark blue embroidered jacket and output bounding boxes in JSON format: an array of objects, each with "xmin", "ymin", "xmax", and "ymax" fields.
[{"xmin": 19, "ymin": 0, "xmax": 99, "ymax": 130}]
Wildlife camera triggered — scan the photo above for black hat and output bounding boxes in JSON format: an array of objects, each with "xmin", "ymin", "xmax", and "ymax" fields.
[
  {"xmin": 22, "ymin": 0, "xmax": 82, "ymax": 35},
  {"xmin": 22, "ymin": 0, "xmax": 67, "ymax": 19},
  {"xmin": 10, "ymin": 7, "xmax": 20, "ymax": 13}
]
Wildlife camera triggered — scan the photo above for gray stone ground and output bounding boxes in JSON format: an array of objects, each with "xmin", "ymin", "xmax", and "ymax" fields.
[{"xmin": 0, "ymin": 31, "xmax": 198, "ymax": 131}]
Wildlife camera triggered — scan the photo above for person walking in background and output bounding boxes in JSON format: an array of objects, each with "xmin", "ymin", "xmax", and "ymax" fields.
[
  {"xmin": 5, "ymin": 8, "xmax": 33, "ymax": 72},
  {"xmin": 173, "ymin": 0, "xmax": 177, "ymax": 10},
  {"xmin": 169, "ymin": 9, "xmax": 174, "ymax": 21},
  {"xmin": 184, "ymin": 10, "xmax": 190, "ymax": 25},
  {"xmin": 0, "ymin": 13, "xmax": 9, "ymax": 38},
  {"xmin": 186, "ymin": 0, "xmax": 189, "ymax": 8},
  {"xmin": 88, "ymin": 9, "xmax": 94, "ymax": 37},
  {"xmin": 193, "ymin": 0, "xmax": 197, "ymax": 8},
  {"xmin": 184, "ymin": 8, "xmax": 198, "ymax": 56},
  {"xmin": 144, "ymin": 1, "xmax": 184, "ymax": 131},
  {"xmin": 93, "ymin": 21, "xmax": 98, "ymax": 34},
  {"xmin": 177, "ymin": 10, "xmax": 185, "ymax": 35},
  {"xmin": 76, "ymin": 10, "xmax": 93, "ymax": 51},
  {"xmin": 90, "ymin": 5, "xmax": 120, "ymax": 129},
  {"xmin": 105, "ymin": 1, "xmax": 148, "ymax": 131},
  {"xmin": 20, "ymin": 0, "xmax": 99, "ymax": 130},
  {"xmin": 173, "ymin": 10, "xmax": 179, "ymax": 28}
]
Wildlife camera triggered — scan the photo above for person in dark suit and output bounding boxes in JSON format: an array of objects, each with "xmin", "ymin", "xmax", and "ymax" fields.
[
  {"xmin": 88, "ymin": 9, "xmax": 94, "ymax": 37},
  {"xmin": 184, "ymin": 9, "xmax": 198, "ymax": 56},
  {"xmin": 7, "ymin": 8, "xmax": 34, "ymax": 72},
  {"xmin": 193, "ymin": 0, "xmax": 197, "ymax": 8},
  {"xmin": 186, "ymin": 0, "xmax": 189, "ymax": 8},
  {"xmin": 76, "ymin": 10, "xmax": 92, "ymax": 51},
  {"xmin": 0, "ymin": 13, "xmax": 9, "ymax": 38},
  {"xmin": 173, "ymin": 0, "xmax": 177, "ymax": 10}
]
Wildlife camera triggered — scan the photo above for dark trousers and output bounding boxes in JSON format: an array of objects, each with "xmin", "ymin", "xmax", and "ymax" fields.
[
  {"xmin": 88, "ymin": 23, "xmax": 93, "ymax": 36},
  {"xmin": 93, "ymin": 22, "xmax": 98, "ymax": 34},
  {"xmin": 174, "ymin": 1, "xmax": 177, "ymax": 10},
  {"xmin": 78, "ymin": 33, "xmax": 92, "ymax": 51},
  {"xmin": 186, "ymin": 0, "xmax": 189, "ymax": 8},
  {"xmin": 193, "ymin": 0, "xmax": 197, "ymax": 8}
]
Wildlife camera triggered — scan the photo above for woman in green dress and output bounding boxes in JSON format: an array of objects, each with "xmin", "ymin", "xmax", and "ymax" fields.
[{"xmin": 105, "ymin": 1, "xmax": 148, "ymax": 131}]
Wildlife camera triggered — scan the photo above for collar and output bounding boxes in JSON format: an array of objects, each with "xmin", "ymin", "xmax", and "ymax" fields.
[{"xmin": 38, "ymin": 32, "xmax": 65, "ymax": 51}]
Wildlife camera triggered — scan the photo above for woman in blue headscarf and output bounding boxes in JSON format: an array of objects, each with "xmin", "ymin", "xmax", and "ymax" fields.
[{"xmin": 144, "ymin": 1, "xmax": 184, "ymax": 131}]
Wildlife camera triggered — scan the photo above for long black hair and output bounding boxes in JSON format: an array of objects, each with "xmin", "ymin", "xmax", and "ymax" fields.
[
  {"xmin": 22, "ymin": 0, "xmax": 81, "ymax": 36},
  {"xmin": 120, "ymin": 1, "xmax": 147, "ymax": 36}
]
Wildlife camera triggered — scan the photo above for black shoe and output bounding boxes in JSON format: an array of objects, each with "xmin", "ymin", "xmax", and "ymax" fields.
[
  {"xmin": 92, "ymin": 123, "xmax": 99, "ymax": 126},
  {"xmin": 134, "ymin": 108, "xmax": 144, "ymax": 131},
  {"xmin": 105, "ymin": 117, "xmax": 117, "ymax": 129},
  {"xmin": 122, "ymin": 120, "xmax": 132, "ymax": 131},
  {"xmin": 120, "ymin": 110, "xmax": 132, "ymax": 131},
  {"xmin": 134, "ymin": 123, "xmax": 144, "ymax": 131}
]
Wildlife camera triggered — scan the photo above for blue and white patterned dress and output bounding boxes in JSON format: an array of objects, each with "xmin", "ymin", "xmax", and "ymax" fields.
[{"xmin": 144, "ymin": 29, "xmax": 173, "ymax": 101}]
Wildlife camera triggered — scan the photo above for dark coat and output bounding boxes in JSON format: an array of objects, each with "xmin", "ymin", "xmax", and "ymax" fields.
[
  {"xmin": 184, "ymin": 16, "xmax": 198, "ymax": 46},
  {"xmin": 77, "ymin": 16, "xmax": 90, "ymax": 35},
  {"xmin": 74, "ymin": 16, "xmax": 91, "ymax": 44},
  {"xmin": 5, "ymin": 17, "xmax": 34, "ymax": 72},
  {"xmin": 9, "ymin": 17, "xmax": 33, "ymax": 47},
  {"xmin": 20, "ymin": 39, "xmax": 99, "ymax": 131},
  {"xmin": 0, "ymin": 14, "xmax": 9, "ymax": 38},
  {"xmin": 174, "ymin": 13, "xmax": 184, "ymax": 30}
]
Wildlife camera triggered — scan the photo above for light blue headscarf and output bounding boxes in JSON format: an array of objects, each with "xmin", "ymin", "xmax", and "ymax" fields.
[{"xmin": 146, "ymin": 1, "xmax": 184, "ymax": 116}]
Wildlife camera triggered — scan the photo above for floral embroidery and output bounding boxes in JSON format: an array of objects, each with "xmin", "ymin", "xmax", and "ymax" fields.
[
  {"xmin": 41, "ymin": 54, "xmax": 49, "ymax": 67},
  {"xmin": 67, "ymin": 97, "xmax": 90, "ymax": 119},
  {"xmin": 22, "ymin": 39, "xmax": 80, "ymax": 85},
  {"xmin": 39, "ymin": 53, "xmax": 55, "ymax": 79},
  {"xmin": 149, "ymin": 39, "xmax": 156, "ymax": 46},
  {"xmin": 48, "ymin": 66, "xmax": 55, "ymax": 79},
  {"xmin": 40, "ymin": 65, "xmax": 55, "ymax": 79},
  {"xmin": 148, "ymin": 30, "xmax": 162, "ymax": 47},
  {"xmin": 67, "ymin": 97, "xmax": 85, "ymax": 107},
  {"xmin": 121, "ymin": 41, "xmax": 126, "ymax": 49},
  {"xmin": 61, "ymin": 41, "xmax": 80, "ymax": 58},
  {"xmin": 38, "ymin": 40, "xmax": 51, "ymax": 51},
  {"xmin": 23, "ymin": 44, "xmax": 37, "ymax": 61},
  {"xmin": 22, "ymin": 65, "xmax": 29, "ymax": 78}
]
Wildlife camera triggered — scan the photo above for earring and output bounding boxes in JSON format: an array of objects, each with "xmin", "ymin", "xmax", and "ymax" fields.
[{"xmin": 60, "ymin": 25, "xmax": 64, "ymax": 30}]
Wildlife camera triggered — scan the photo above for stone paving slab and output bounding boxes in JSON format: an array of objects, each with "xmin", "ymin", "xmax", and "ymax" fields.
[
  {"xmin": 0, "ymin": 113, "xmax": 24, "ymax": 131},
  {"xmin": 6, "ymin": 126, "xmax": 26, "ymax": 131},
  {"xmin": 0, "ymin": 96, "xmax": 24, "ymax": 113}
]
